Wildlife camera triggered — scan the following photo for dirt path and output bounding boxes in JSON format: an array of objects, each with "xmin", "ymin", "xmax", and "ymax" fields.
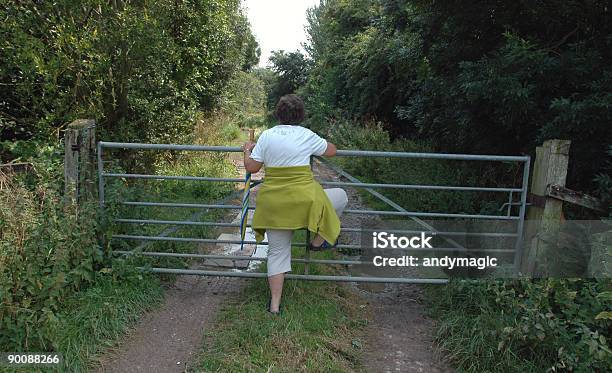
[
  {"xmin": 312, "ymin": 160, "xmax": 453, "ymax": 373},
  {"xmin": 355, "ymin": 283, "xmax": 452, "ymax": 373},
  {"xmin": 94, "ymin": 276, "xmax": 246, "ymax": 372},
  {"xmin": 94, "ymin": 153, "xmax": 262, "ymax": 373}
]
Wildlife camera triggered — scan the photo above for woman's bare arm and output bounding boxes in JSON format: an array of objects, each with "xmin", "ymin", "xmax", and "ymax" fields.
[
  {"xmin": 322, "ymin": 142, "xmax": 337, "ymax": 157},
  {"xmin": 242, "ymin": 141, "xmax": 263, "ymax": 173}
]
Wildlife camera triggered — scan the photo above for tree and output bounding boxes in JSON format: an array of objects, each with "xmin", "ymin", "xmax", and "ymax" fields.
[
  {"xmin": 267, "ymin": 50, "xmax": 312, "ymax": 107},
  {"xmin": 304, "ymin": 0, "xmax": 611, "ymax": 193},
  {"xmin": 0, "ymin": 0, "xmax": 259, "ymax": 164}
]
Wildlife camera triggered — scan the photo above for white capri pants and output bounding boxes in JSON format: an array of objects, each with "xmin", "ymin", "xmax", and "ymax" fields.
[{"xmin": 266, "ymin": 188, "xmax": 348, "ymax": 277}]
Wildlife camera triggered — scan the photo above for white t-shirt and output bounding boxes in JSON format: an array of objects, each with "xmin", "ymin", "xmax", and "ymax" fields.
[{"xmin": 249, "ymin": 125, "xmax": 328, "ymax": 166}]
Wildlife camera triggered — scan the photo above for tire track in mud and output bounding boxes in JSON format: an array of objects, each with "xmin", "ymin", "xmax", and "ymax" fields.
[{"xmin": 313, "ymin": 160, "xmax": 453, "ymax": 373}]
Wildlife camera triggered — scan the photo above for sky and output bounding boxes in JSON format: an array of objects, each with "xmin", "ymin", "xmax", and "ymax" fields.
[{"xmin": 243, "ymin": 0, "xmax": 320, "ymax": 67}]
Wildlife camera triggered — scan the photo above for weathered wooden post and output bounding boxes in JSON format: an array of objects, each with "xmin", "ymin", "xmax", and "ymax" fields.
[
  {"xmin": 64, "ymin": 119, "xmax": 97, "ymax": 206},
  {"xmin": 522, "ymin": 139, "xmax": 571, "ymax": 276}
]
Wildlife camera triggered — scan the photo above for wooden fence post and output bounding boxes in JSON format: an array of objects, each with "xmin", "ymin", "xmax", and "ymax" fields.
[
  {"xmin": 522, "ymin": 139, "xmax": 571, "ymax": 276},
  {"xmin": 64, "ymin": 119, "xmax": 97, "ymax": 205}
]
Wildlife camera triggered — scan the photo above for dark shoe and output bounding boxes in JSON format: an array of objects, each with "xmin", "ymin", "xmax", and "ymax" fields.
[
  {"xmin": 268, "ymin": 297, "xmax": 281, "ymax": 315},
  {"xmin": 308, "ymin": 239, "xmax": 338, "ymax": 251}
]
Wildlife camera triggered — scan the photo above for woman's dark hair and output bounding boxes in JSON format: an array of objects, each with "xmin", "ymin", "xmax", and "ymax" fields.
[{"xmin": 275, "ymin": 94, "xmax": 305, "ymax": 124}]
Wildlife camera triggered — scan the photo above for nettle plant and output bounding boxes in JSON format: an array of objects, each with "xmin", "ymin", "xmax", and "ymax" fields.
[{"xmin": 0, "ymin": 171, "xmax": 101, "ymax": 350}]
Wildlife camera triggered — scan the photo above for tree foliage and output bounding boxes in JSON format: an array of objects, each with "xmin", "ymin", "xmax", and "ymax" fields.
[
  {"xmin": 262, "ymin": 50, "xmax": 313, "ymax": 112},
  {"xmin": 0, "ymin": 0, "xmax": 258, "ymax": 161},
  {"xmin": 304, "ymin": 0, "xmax": 611, "ymax": 192},
  {"xmin": 219, "ymin": 70, "xmax": 267, "ymax": 127}
]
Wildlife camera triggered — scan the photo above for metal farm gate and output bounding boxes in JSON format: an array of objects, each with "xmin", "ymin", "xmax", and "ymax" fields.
[{"xmin": 97, "ymin": 141, "xmax": 530, "ymax": 284}]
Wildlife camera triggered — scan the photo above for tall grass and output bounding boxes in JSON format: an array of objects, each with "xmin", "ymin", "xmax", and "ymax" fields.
[
  {"xmin": 53, "ymin": 270, "xmax": 163, "ymax": 372},
  {"xmin": 0, "ymin": 169, "xmax": 165, "ymax": 373},
  {"xmin": 0, "ymin": 170, "xmax": 102, "ymax": 351},
  {"xmin": 426, "ymin": 279, "xmax": 611, "ymax": 372}
]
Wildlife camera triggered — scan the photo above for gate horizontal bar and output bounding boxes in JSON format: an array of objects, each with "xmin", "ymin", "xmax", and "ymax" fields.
[
  {"xmin": 343, "ymin": 209, "xmax": 519, "ymax": 220},
  {"xmin": 100, "ymin": 142, "xmax": 240, "ymax": 152},
  {"xmin": 113, "ymin": 234, "xmax": 266, "ymax": 245},
  {"xmin": 319, "ymin": 180, "xmax": 522, "ymax": 193},
  {"xmin": 339, "ymin": 227, "xmax": 517, "ymax": 237},
  {"xmin": 103, "ymin": 172, "xmax": 520, "ymax": 193},
  {"xmin": 139, "ymin": 267, "xmax": 450, "ymax": 284},
  {"xmin": 119, "ymin": 201, "xmax": 517, "ymax": 220},
  {"xmin": 116, "ymin": 219, "xmax": 243, "ymax": 227},
  {"xmin": 111, "ymin": 234, "xmax": 516, "ymax": 253},
  {"xmin": 336, "ymin": 150, "xmax": 529, "ymax": 162},
  {"xmin": 115, "ymin": 251, "xmax": 367, "ymax": 265},
  {"xmin": 114, "ymin": 219, "xmax": 517, "ymax": 237},
  {"xmin": 99, "ymin": 141, "xmax": 528, "ymax": 162},
  {"xmin": 121, "ymin": 201, "xmax": 253, "ymax": 210},
  {"xmin": 103, "ymin": 172, "xmax": 259, "ymax": 183}
]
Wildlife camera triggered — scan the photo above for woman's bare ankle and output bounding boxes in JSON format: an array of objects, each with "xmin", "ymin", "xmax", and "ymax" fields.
[
  {"xmin": 270, "ymin": 300, "xmax": 280, "ymax": 313},
  {"xmin": 310, "ymin": 234, "xmax": 325, "ymax": 246}
]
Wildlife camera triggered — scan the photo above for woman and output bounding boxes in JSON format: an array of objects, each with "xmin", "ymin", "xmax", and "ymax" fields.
[{"xmin": 241, "ymin": 94, "xmax": 348, "ymax": 315}]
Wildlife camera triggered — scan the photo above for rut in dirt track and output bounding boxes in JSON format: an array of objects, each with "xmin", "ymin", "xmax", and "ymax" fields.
[{"xmin": 313, "ymin": 160, "xmax": 453, "ymax": 373}]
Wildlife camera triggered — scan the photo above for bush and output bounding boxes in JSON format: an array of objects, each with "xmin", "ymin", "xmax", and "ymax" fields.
[
  {"xmin": 220, "ymin": 122, "xmax": 242, "ymax": 142},
  {"xmin": 220, "ymin": 70, "xmax": 267, "ymax": 128},
  {"xmin": 427, "ymin": 279, "xmax": 612, "ymax": 372},
  {"xmin": 0, "ymin": 170, "xmax": 103, "ymax": 350}
]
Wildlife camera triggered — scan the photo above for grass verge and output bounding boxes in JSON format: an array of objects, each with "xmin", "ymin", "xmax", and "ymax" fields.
[
  {"xmin": 0, "ymin": 270, "xmax": 163, "ymax": 373},
  {"xmin": 54, "ymin": 271, "xmax": 163, "ymax": 372},
  {"xmin": 424, "ymin": 279, "xmax": 612, "ymax": 373},
  {"xmin": 193, "ymin": 247, "xmax": 370, "ymax": 372}
]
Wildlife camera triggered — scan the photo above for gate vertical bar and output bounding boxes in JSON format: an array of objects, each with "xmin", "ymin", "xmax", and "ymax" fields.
[
  {"xmin": 304, "ymin": 154, "xmax": 313, "ymax": 275},
  {"xmin": 97, "ymin": 141, "xmax": 105, "ymax": 209},
  {"xmin": 513, "ymin": 157, "xmax": 531, "ymax": 271},
  {"xmin": 304, "ymin": 230, "xmax": 311, "ymax": 275},
  {"xmin": 506, "ymin": 191, "xmax": 513, "ymax": 217}
]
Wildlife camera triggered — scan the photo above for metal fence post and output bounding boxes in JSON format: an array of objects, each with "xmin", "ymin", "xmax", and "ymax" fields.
[
  {"xmin": 97, "ymin": 141, "xmax": 105, "ymax": 209},
  {"xmin": 513, "ymin": 157, "xmax": 531, "ymax": 271}
]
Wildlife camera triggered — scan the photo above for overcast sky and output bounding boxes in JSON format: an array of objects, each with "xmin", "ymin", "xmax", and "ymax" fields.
[{"xmin": 243, "ymin": 0, "xmax": 320, "ymax": 67}]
